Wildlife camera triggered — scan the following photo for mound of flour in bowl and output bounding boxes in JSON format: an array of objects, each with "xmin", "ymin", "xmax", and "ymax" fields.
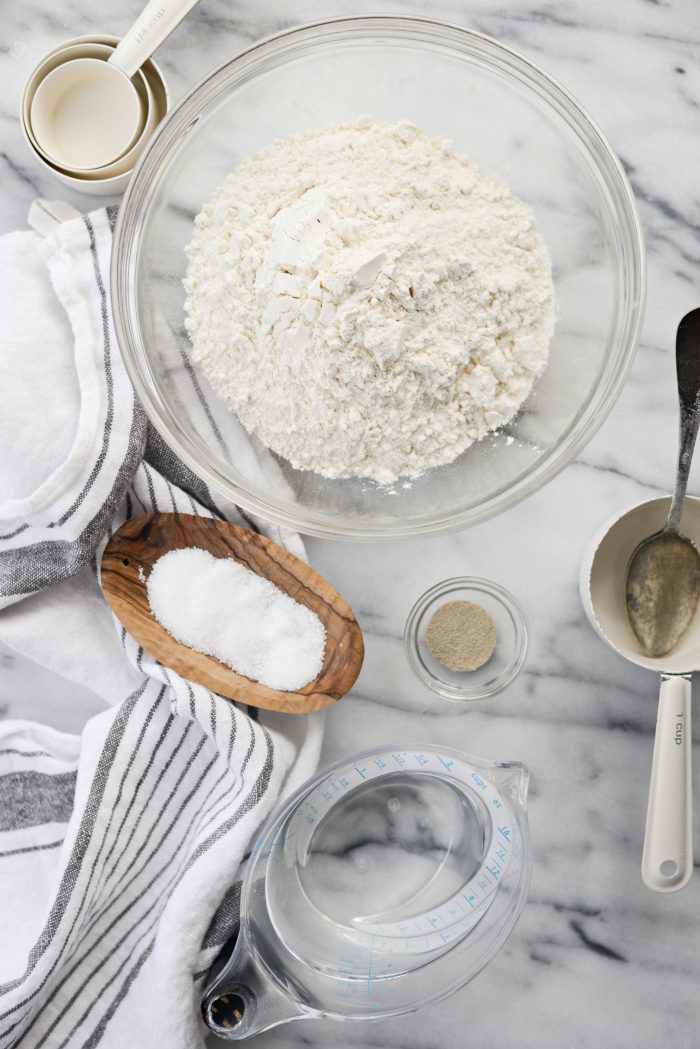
[{"xmin": 184, "ymin": 117, "xmax": 555, "ymax": 483}]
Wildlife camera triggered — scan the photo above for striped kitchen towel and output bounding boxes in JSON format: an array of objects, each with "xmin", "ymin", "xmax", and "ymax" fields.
[{"xmin": 0, "ymin": 202, "xmax": 324, "ymax": 1047}]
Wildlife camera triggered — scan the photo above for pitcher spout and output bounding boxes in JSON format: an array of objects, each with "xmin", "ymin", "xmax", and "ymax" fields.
[{"xmin": 491, "ymin": 760, "xmax": 530, "ymax": 812}]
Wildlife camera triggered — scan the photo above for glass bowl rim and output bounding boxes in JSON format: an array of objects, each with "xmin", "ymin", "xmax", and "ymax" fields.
[
  {"xmin": 403, "ymin": 576, "xmax": 529, "ymax": 701},
  {"xmin": 112, "ymin": 13, "xmax": 646, "ymax": 542}
]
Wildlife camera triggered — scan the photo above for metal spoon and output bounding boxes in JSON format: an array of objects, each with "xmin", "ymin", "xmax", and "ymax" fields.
[{"xmin": 626, "ymin": 308, "xmax": 700, "ymax": 658}]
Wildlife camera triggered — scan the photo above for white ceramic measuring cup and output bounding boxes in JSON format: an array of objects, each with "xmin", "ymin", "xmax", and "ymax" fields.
[
  {"xmin": 21, "ymin": 35, "xmax": 169, "ymax": 194},
  {"xmin": 581, "ymin": 496, "xmax": 700, "ymax": 893},
  {"xmin": 27, "ymin": 44, "xmax": 156, "ymax": 178},
  {"xmin": 29, "ymin": 0, "xmax": 199, "ymax": 171},
  {"xmin": 31, "ymin": 58, "xmax": 143, "ymax": 169}
]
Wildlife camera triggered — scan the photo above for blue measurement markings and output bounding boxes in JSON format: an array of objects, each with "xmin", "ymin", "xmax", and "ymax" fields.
[
  {"xmin": 302, "ymin": 801, "xmax": 320, "ymax": 825},
  {"xmin": 334, "ymin": 945, "xmax": 397, "ymax": 1005},
  {"xmin": 270, "ymin": 829, "xmax": 294, "ymax": 849},
  {"xmin": 255, "ymin": 825, "xmax": 296, "ymax": 862}
]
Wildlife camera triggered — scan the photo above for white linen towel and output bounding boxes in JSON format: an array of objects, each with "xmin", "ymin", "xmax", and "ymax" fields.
[{"xmin": 0, "ymin": 202, "xmax": 324, "ymax": 1047}]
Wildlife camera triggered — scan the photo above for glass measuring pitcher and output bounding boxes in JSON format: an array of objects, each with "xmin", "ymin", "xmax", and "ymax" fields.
[{"xmin": 203, "ymin": 744, "xmax": 531, "ymax": 1038}]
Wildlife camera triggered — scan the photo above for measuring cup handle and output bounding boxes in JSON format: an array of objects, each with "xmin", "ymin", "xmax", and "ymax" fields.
[
  {"xmin": 110, "ymin": 0, "xmax": 202, "ymax": 79},
  {"xmin": 641, "ymin": 674, "xmax": 693, "ymax": 892}
]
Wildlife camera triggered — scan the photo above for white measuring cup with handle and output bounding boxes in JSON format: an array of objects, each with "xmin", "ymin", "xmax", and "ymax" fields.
[
  {"xmin": 30, "ymin": 0, "xmax": 200, "ymax": 171},
  {"xmin": 202, "ymin": 744, "xmax": 531, "ymax": 1039},
  {"xmin": 581, "ymin": 496, "xmax": 700, "ymax": 892}
]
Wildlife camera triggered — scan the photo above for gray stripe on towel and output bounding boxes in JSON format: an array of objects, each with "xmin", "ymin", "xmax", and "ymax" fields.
[
  {"xmin": 201, "ymin": 881, "xmax": 241, "ymax": 950},
  {"xmin": 95, "ymin": 711, "xmax": 175, "ymax": 883},
  {"xmin": 28, "ymin": 760, "xmax": 232, "ymax": 1041},
  {"xmin": 0, "ymin": 771, "xmax": 76, "ymax": 831},
  {"xmin": 0, "ymin": 405, "xmax": 146, "ymax": 598},
  {"xmin": 80, "ymin": 752, "xmax": 265, "ymax": 1047},
  {"xmin": 81, "ymin": 939, "xmax": 155, "ymax": 1049},
  {"xmin": 144, "ymin": 424, "xmax": 235, "ymax": 523},
  {"xmin": 0, "ymin": 214, "xmax": 147, "ymax": 591},
  {"xmin": 99, "ymin": 721, "xmax": 194, "ymax": 892},
  {"xmin": 0, "ymin": 680, "xmax": 148, "ymax": 1005},
  {"xmin": 0, "ymin": 840, "xmax": 63, "ymax": 860},
  {"xmin": 0, "ymin": 748, "xmax": 51, "ymax": 759},
  {"xmin": 52, "ymin": 920, "xmax": 157, "ymax": 1049}
]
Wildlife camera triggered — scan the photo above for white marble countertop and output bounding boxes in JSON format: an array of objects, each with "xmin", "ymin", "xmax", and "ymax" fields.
[{"xmin": 2, "ymin": 1, "xmax": 700, "ymax": 1046}]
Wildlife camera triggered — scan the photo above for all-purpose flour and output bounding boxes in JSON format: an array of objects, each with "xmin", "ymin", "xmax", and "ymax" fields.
[{"xmin": 184, "ymin": 118, "xmax": 555, "ymax": 483}]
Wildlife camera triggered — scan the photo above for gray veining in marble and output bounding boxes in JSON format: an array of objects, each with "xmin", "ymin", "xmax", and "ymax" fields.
[{"xmin": 2, "ymin": 1, "xmax": 700, "ymax": 1047}]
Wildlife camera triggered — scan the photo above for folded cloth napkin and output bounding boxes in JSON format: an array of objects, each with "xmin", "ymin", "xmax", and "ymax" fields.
[{"xmin": 0, "ymin": 202, "xmax": 324, "ymax": 1047}]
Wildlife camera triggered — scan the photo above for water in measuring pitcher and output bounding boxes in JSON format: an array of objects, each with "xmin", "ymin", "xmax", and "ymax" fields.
[
  {"xmin": 203, "ymin": 747, "xmax": 530, "ymax": 1038},
  {"xmin": 254, "ymin": 769, "xmax": 491, "ymax": 991}
]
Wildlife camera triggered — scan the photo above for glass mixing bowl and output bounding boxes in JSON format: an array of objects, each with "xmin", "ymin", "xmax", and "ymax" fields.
[{"xmin": 112, "ymin": 15, "xmax": 645, "ymax": 541}]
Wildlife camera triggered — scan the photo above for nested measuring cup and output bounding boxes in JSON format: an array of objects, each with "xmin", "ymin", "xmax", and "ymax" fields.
[{"xmin": 203, "ymin": 745, "xmax": 531, "ymax": 1038}]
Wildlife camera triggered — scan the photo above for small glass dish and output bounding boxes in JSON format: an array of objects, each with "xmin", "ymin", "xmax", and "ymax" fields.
[{"xmin": 404, "ymin": 577, "xmax": 528, "ymax": 701}]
